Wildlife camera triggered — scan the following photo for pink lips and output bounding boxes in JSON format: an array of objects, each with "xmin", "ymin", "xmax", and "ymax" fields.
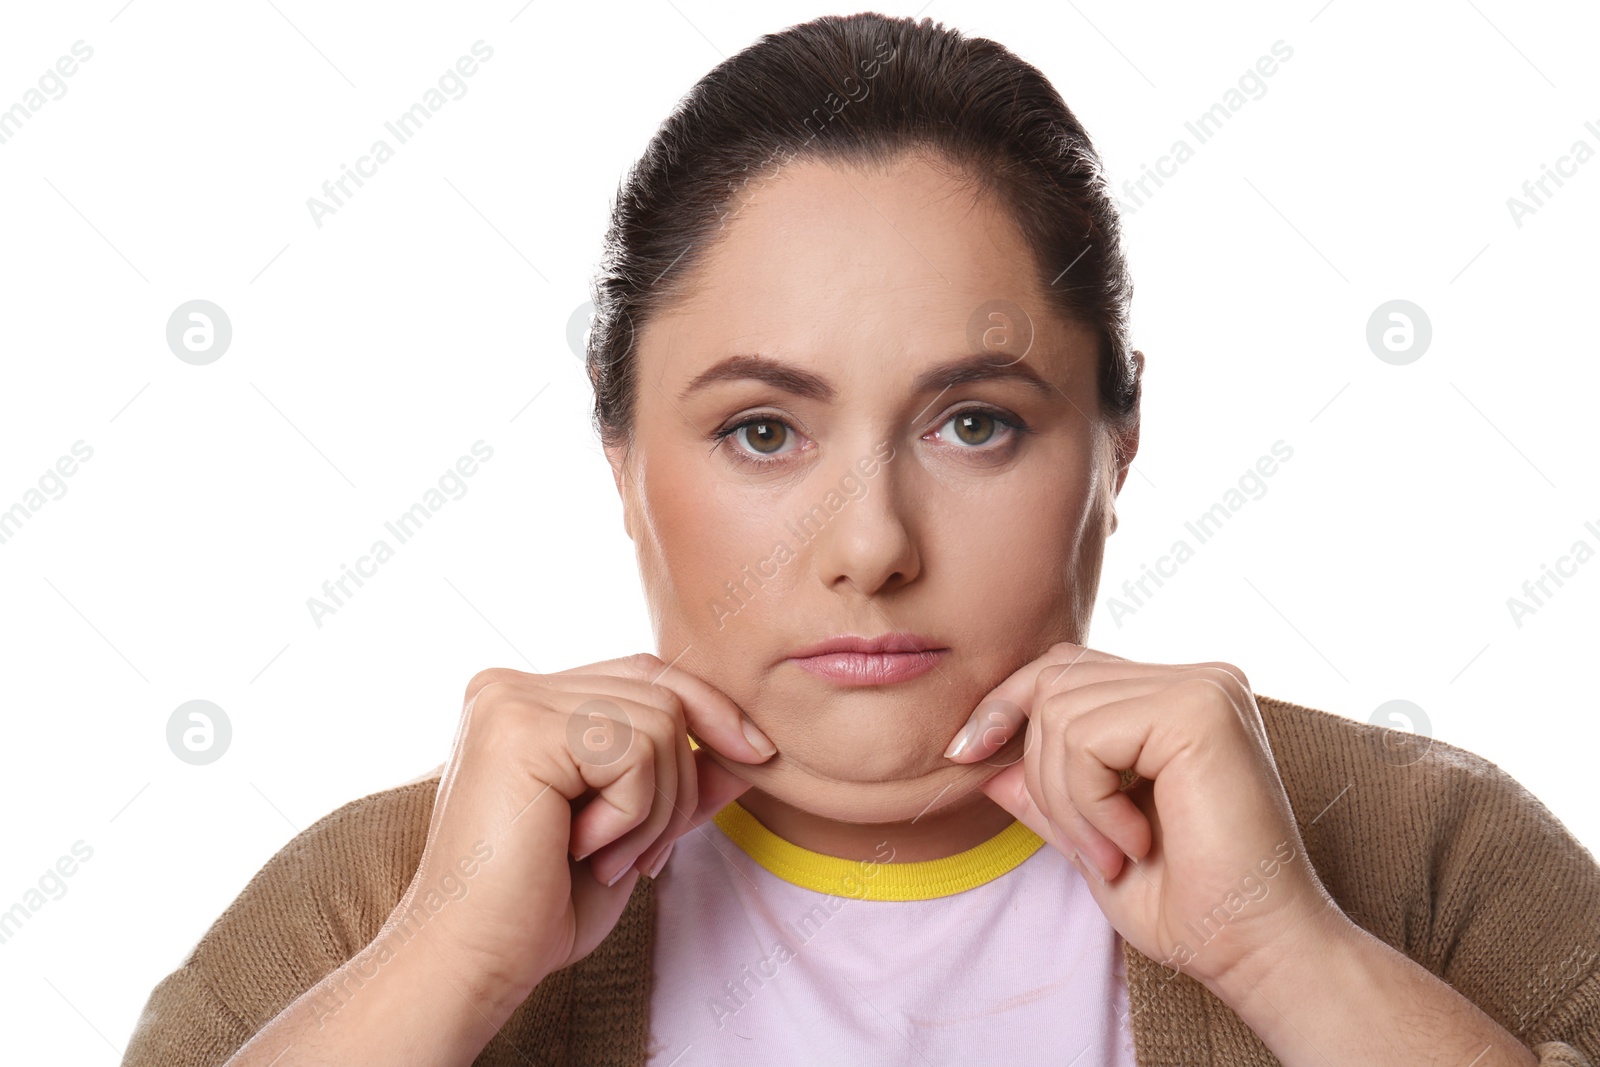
[{"xmin": 786, "ymin": 634, "xmax": 948, "ymax": 686}]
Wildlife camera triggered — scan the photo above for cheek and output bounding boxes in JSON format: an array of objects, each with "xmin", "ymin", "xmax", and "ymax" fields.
[
  {"xmin": 636, "ymin": 455, "xmax": 795, "ymax": 637},
  {"xmin": 953, "ymin": 459, "xmax": 1095, "ymax": 578}
]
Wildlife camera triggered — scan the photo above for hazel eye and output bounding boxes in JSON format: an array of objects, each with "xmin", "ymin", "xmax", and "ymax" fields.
[
  {"xmin": 739, "ymin": 419, "xmax": 788, "ymax": 454},
  {"xmin": 948, "ymin": 411, "xmax": 996, "ymax": 446},
  {"xmin": 925, "ymin": 406, "xmax": 1030, "ymax": 455}
]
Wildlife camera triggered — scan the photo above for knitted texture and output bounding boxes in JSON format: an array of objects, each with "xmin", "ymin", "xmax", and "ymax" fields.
[{"xmin": 123, "ymin": 695, "xmax": 1600, "ymax": 1066}]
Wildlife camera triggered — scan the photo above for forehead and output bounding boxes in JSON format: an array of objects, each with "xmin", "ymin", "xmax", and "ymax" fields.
[{"xmin": 643, "ymin": 152, "xmax": 1079, "ymax": 382}]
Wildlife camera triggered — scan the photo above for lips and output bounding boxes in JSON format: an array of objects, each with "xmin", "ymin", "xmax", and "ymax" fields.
[{"xmin": 786, "ymin": 633, "xmax": 948, "ymax": 686}]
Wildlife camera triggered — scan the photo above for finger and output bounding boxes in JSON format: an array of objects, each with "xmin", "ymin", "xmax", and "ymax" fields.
[
  {"xmin": 1040, "ymin": 693, "xmax": 1154, "ymax": 873},
  {"xmin": 686, "ymin": 744, "xmax": 754, "ymax": 824},
  {"xmin": 1028, "ymin": 705, "xmax": 1122, "ymax": 877},
  {"xmin": 632, "ymin": 744, "xmax": 752, "ymax": 876},
  {"xmin": 461, "ymin": 666, "xmax": 539, "ymax": 707},
  {"xmin": 954, "ymin": 652, "xmax": 1204, "ymax": 763},
  {"xmin": 1038, "ymin": 672, "xmax": 1242, "ymax": 866},
  {"xmin": 565, "ymin": 698, "xmax": 671, "ymax": 865},
  {"xmin": 582, "ymin": 700, "xmax": 681, "ymax": 886},
  {"xmin": 608, "ymin": 654, "xmax": 778, "ymax": 764},
  {"xmin": 946, "ymin": 643, "xmax": 1130, "ymax": 763},
  {"xmin": 945, "ymin": 696, "xmax": 1027, "ymax": 762},
  {"xmin": 978, "ymin": 760, "xmax": 1114, "ymax": 882},
  {"xmin": 630, "ymin": 717, "xmax": 702, "ymax": 877}
]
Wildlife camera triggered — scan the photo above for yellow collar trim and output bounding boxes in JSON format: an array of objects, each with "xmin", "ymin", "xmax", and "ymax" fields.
[{"xmin": 712, "ymin": 799, "xmax": 1046, "ymax": 901}]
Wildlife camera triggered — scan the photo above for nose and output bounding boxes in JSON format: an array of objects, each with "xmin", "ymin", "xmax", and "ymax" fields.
[{"xmin": 804, "ymin": 440, "xmax": 920, "ymax": 598}]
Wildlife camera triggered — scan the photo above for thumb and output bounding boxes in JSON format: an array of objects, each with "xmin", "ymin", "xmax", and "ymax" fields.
[
  {"xmin": 980, "ymin": 762, "xmax": 1073, "ymax": 859},
  {"xmin": 688, "ymin": 746, "xmax": 753, "ymax": 827},
  {"xmin": 979, "ymin": 763, "xmax": 1037, "ymax": 831}
]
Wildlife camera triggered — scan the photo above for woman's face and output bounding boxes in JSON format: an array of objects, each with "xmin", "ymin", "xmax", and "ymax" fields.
[{"xmin": 606, "ymin": 150, "xmax": 1137, "ymax": 825}]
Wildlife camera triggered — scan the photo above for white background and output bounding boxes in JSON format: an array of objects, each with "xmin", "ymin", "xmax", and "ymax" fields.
[{"xmin": 1, "ymin": 0, "xmax": 1595, "ymax": 1060}]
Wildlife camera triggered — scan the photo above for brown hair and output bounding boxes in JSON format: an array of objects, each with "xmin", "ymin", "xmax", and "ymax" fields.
[{"xmin": 586, "ymin": 11, "xmax": 1137, "ymax": 450}]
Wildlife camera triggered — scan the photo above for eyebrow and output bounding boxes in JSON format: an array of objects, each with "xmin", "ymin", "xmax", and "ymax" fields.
[{"xmin": 676, "ymin": 352, "xmax": 1060, "ymax": 403}]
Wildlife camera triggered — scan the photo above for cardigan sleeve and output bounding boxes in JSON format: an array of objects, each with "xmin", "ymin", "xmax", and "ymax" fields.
[
  {"xmin": 1530, "ymin": 971, "xmax": 1600, "ymax": 1064},
  {"xmin": 120, "ymin": 779, "xmax": 436, "ymax": 1067},
  {"xmin": 122, "ymin": 962, "xmax": 257, "ymax": 1067},
  {"xmin": 1420, "ymin": 748, "xmax": 1600, "ymax": 1065},
  {"xmin": 1261, "ymin": 695, "xmax": 1600, "ymax": 1065}
]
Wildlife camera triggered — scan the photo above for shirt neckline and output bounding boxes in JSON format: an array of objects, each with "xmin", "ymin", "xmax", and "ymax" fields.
[{"xmin": 712, "ymin": 798, "xmax": 1046, "ymax": 901}]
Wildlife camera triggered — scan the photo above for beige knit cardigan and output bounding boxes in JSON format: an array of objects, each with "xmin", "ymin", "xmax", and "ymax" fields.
[{"xmin": 123, "ymin": 695, "xmax": 1600, "ymax": 1065}]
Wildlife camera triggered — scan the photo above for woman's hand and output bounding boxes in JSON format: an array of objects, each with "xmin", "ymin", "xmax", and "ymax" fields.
[
  {"xmin": 396, "ymin": 654, "xmax": 774, "ymax": 1014},
  {"xmin": 945, "ymin": 642, "xmax": 1345, "ymax": 996}
]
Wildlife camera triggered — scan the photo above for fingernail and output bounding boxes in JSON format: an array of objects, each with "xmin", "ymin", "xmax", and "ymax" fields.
[
  {"xmin": 1070, "ymin": 849, "xmax": 1106, "ymax": 886},
  {"xmin": 742, "ymin": 718, "xmax": 777, "ymax": 759},
  {"xmin": 647, "ymin": 841, "xmax": 675, "ymax": 878},
  {"xmin": 943, "ymin": 719, "xmax": 978, "ymax": 760},
  {"xmin": 605, "ymin": 861, "xmax": 631, "ymax": 888}
]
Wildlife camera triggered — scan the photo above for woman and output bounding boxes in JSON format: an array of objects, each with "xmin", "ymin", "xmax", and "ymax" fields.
[{"xmin": 124, "ymin": 13, "xmax": 1599, "ymax": 1066}]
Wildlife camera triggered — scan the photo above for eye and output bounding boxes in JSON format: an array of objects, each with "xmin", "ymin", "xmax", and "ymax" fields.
[
  {"xmin": 947, "ymin": 411, "xmax": 997, "ymax": 446},
  {"xmin": 738, "ymin": 419, "xmax": 789, "ymax": 454},
  {"xmin": 931, "ymin": 407, "xmax": 1025, "ymax": 449},
  {"xmin": 712, "ymin": 414, "xmax": 804, "ymax": 463}
]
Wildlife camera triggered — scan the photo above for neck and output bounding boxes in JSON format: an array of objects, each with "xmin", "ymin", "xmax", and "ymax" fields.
[{"xmin": 733, "ymin": 785, "xmax": 1018, "ymax": 863}]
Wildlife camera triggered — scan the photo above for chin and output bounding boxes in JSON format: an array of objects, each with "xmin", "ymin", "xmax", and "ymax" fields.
[{"xmin": 703, "ymin": 735, "xmax": 1021, "ymax": 826}]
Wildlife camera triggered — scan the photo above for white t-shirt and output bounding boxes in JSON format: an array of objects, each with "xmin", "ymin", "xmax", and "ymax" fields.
[{"xmin": 646, "ymin": 797, "xmax": 1138, "ymax": 1065}]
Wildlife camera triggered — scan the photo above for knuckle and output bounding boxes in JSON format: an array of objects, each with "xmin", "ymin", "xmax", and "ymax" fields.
[
  {"xmin": 1179, "ymin": 672, "xmax": 1238, "ymax": 717},
  {"xmin": 1034, "ymin": 662, "xmax": 1073, "ymax": 700},
  {"xmin": 466, "ymin": 678, "xmax": 514, "ymax": 715},
  {"xmin": 624, "ymin": 726, "xmax": 657, "ymax": 765},
  {"xmin": 642, "ymin": 684, "xmax": 685, "ymax": 723},
  {"xmin": 1059, "ymin": 713, "xmax": 1091, "ymax": 752},
  {"xmin": 623, "ymin": 652, "xmax": 665, "ymax": 675},
  {"xmin": 1040, "ymin": 687, "xmax": 1079, "ymax": 721},
  {"xmin": 468, "ymin": 683, "xmax": 534, "ymax": 735},
  {"xmin": 1194, "ymin": 661, "xmax": 1249, "ymax": 692},
  {"xmin": 464, "ymin": 667, "xmax": 533, "ymax": 705}
]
